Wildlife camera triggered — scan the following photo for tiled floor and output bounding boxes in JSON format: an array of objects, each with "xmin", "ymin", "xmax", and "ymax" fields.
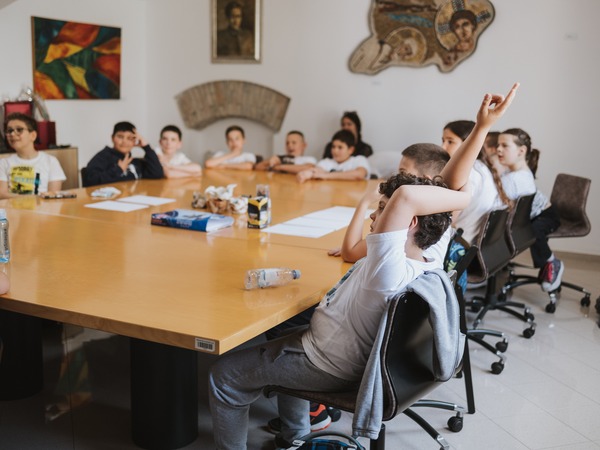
[{"xmin": 1, "ymin": 252, "xmax": 599, "ymax": 449}]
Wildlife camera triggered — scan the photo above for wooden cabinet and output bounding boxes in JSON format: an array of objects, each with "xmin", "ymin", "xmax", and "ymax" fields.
[{"xmin": 0, "ymin": 147, "xmax": 79, "ymax": 189}]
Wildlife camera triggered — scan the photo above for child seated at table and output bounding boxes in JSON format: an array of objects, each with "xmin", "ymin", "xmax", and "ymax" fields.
[
  {"xmin": 82, "ymin": 121, "xmax": 164, "ymax": 187},
  {"xmin": 204, "ymin": 125, "xmax": 256, "ymax": 170},
  {"xmin": 154, "ymin": 125, "xmax": 202, "ymax": 178},
  {"xmin": 496, "ymin": 127, "xmax": 562, "ymax": 292},
  {"xmin": 296, "ymin": 130, "xmax": 371, "ymax": 182},
  {"xmin": 328, "ymin": 143, "xmax": 451, "ymax": 262},
  {"xmin": 208, "ymin": 84, "xmax": 519, "ymax": 449},
  {"xmin": 0, "ymin": 113, "xmax": 66, "ymax": 199},
  {"xmin": 254, "ymin": 130, "xmax": 316, "ymax": 173}
]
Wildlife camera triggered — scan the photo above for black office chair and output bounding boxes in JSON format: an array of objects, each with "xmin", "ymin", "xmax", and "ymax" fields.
[
  {"xmin": 451, "ymin": 229, "xmax": 509, "ymax": 375},
  {"xmin": 80, "ymin": 167, "xmax": 90, "ymax": 188},
  {"xmin": 467, "ymin": 208, "xmax": 536, "ymax": 339},
  {"xmin": 479, "ymin": 194, "xmax": 539, "ymax": 325},
  {"xmin": 503, "ymin": 174, "xmax": 593, "ymax": 313},
  {"xmin": 265, "ymin": 286, "xmax": 462, "ymax": 450}
]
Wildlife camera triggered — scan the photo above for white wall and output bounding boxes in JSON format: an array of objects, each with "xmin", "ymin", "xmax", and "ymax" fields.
[{"xmin": 1, "ymin": 0, "xmax": 599, "ymax": 255}]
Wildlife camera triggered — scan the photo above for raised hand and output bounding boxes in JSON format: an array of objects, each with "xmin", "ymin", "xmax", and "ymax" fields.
[
  {"xmin": 118, "ymin": 154, "xmax": 134, "ymax": 173},
  {"xmin": 477, "ymin": 82, "xmax": 520, "ymax": 129}
]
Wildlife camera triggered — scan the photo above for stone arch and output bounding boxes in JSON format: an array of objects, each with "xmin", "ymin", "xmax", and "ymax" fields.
[{"xmin": 175, "ymin": 80, "xmax": 290, "ymax": 132}]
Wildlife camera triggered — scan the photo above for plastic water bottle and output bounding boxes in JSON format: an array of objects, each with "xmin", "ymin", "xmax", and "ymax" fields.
[
  {"xmin": 0, "ymin": 209, "xmax": 10, "ymax": 263},
  {"xmin": 244, "ymin": 268, "xmax": 301, "ymax": 289}
]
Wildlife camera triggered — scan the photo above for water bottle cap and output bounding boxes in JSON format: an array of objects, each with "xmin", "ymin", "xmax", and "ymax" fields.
[
  {"xmin": 0, "ymin": 209, "xmax": 6, "ymax": 220},
  {"xmin": 292, "ymin": 270, "xmax": 301, "ymax": 279}
]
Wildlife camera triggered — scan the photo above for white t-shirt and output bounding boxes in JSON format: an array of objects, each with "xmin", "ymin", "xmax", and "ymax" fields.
[
  {"xmin": 316, "ymin": 155, "xmax": 371, "ymax": 179},
  {"xmin": 454, "ymin": 160, "xmax": 503, "ymax": 243},
  {"xmin": 302, "ymin": 228, "xmax": 438, "ymax": 381},
  {"xmin": 501, "ymin": 169, "xmax": 549, "ymax": 218},
  {"xmin": 0, "ymin": 152, "xmax": 66, "ymax": 194},
  {"xmin": 212, "ymin": 150, "xmax": 257, "ymax": 165},
  {"xmin": 154, "ymin": 148, "xmax": 192, "ymax": 166}
]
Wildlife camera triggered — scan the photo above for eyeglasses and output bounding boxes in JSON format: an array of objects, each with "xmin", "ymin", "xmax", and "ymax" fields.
[{"xmin": 5, "ymin": 127, "xmax": 28, "ymax": 136}]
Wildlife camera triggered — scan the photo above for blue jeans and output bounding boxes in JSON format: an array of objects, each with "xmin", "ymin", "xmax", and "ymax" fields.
[{"xmin": 208, "ymin": 331, "xmax": 357, "ymax": 449}]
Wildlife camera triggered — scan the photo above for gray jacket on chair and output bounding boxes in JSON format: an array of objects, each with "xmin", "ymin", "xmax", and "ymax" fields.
[{"xmin": 352, "ymin": 268, "xmax": 464, "ymax": 439}]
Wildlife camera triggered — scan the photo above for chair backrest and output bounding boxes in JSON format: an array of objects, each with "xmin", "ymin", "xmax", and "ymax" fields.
[
  {"xmin": 80, "ymin": 167, "xmax": 90, "ymax": 188},
  {"xmin": 507, "ymin": 194, "xmax": 536, "ymax": 257},
  {"xmin": 379, "ymin": 284, "xmax": 462, "ymax": 421},
  {"xmin": 548, "ymin": 173, "xmax": 592, "ymax": 238},
  {"xmin": 467, "ymin": 208, "xmax": 512, "ymax": 284},
  {"xmin": 380, "ymin": 292, "xmax": 435, "ymax": 420}
]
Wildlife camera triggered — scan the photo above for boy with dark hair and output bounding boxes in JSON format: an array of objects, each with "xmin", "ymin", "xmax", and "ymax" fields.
[
  {"xmin": 327, "ymin": 143, "xmax": 450, "ymax": 263},
  {"xmin": 155, "ymin": 125, "xmax": 202, "ymax": 178},
  {"xmin": 205, "ymin": 125, "xmax": 256, "ymax": 170},
  {"xmin": 82, "ymin": 121, "xmax": 164, "ymax": 187},
  {"xmin": 209, "ymin": 84, "xmax": 519, "ymax": 449},
  {"xmin": 297, "ymin": 129, "xmax": 371, "ymax": 182},
  {"xmin": 399, "ymin": 143, "xmax": 450, "ymax": 178},
  {"xmin": 1, "ymin": 112, "xmax": 66, "ymax": 198},
  {"xmin": 254, "ymin": 130, "xmax": 316, "ymax": 173}
]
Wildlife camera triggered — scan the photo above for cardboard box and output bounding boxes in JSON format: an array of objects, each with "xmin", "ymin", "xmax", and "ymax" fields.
[{"xmin": 247, "ymin": 196, "xmax": 269, "ymax": 229}]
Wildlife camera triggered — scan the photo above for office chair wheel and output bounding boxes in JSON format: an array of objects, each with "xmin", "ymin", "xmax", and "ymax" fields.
[
  {"xmin": 491, "ymin": 361, "xmax": 504, "ymax": 374},
  {"xmin": 495, "ymin": 341, "xmax": 508, "ymax": 353},
  {"xmin": 525, "ymin": 312, "xmax": 535, "ymax": 322},
  {"xmin": 545, "ymin": 303, "xmax": 556, "ymax": 314},
  {"xmin": 470, "ymin": 304, "xmax": 481, "ymax": 313},
  {"xmin": 522, "ymin": 327, "xmax": 535, "ymax": 338},
  {"xmin": 595, "ymin": 297, "xmax": 600, "ymax": 314},
  {"xmin": 447, "ymin": 415, "xmax": 463, "ymax": 432},
  {"xmin": 580, "ymin": 294, "xmax": 591, "ymax": 308}
]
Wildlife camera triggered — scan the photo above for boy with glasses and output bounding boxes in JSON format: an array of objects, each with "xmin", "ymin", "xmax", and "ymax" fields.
[
  {"xmin": 82, "ymin": 121, "xmax": 164, "ymax": 187},
  {"xmin": 0, "ymin": 112, "xmax": 66, "ymax": 199}
]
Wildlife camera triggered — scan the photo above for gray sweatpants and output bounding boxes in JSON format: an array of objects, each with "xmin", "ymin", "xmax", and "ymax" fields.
[{"xmin": 208, "ymin": 330, "xmax": 358, "ymax": 449}]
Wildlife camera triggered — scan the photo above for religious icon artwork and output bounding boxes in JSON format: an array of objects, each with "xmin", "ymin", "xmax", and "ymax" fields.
[
  {"xmin": 349, "ymin": 0, "xmax": 495, "ymax": 74},
  {"xmin": 31, "ymin": 17, "xmax": 121, "ymax": 99}
]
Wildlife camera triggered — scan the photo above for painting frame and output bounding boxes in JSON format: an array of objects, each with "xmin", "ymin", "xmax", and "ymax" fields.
[
  {"xmin": 31, "ymin": 16, "xmax": 121, "ymax": 100},
  {"xmin": 212, "ymin": 0, "xmax": 261, "ymax": 63}
]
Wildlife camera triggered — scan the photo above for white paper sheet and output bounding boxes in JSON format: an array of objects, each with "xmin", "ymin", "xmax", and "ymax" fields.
[
  {"xmin": 262, "ymin": 223, "xmax": 334, "ymax": 238},
  {"xmin": 84, "ymin": 201, "xmax": 149, "ymax": 212},
  {"xmin": 117, "ymin": 195, "xmax": 176, "ymax": 206},
  {"xmin": 262, "ymin": 206, "xmax": 374, "ymax": 238}
]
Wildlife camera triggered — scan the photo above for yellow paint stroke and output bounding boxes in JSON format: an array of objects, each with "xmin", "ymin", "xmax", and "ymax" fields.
[
  {"xmin": 64, "ymin": 62, "xmax": 90, "ymax": 92},
  {"xmin": 44, "ymin": 42, "xmax": 83, "ymax": 64}
]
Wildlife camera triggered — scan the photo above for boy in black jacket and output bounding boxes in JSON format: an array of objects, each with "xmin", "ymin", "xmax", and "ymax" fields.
[{"xmin": 83, "ymin": 121, "xmax": 163, "ymax": 187}]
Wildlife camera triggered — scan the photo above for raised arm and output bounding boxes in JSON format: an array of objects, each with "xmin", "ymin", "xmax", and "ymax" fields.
[
  {"xmin": 441, "ymin": 83, "xmax": 519, "ymax": 191},
  {"xmin": 338, "ymin": 186, "xmax": 380, "ymax": 262},
  {"xmin": 374, "ymin": 184, "xmax": 471, "ymax": 235}
]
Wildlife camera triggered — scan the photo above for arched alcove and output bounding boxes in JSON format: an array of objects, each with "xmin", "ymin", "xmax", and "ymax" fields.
[{"xmin": 175, "ymin": 80, "xmax": 290, "ymax": 132}]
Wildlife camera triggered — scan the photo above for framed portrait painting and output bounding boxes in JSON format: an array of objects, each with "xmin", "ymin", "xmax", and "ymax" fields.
[{"xmin": 212, "ymin": 0, "xmax": 261, "ymax": 63}]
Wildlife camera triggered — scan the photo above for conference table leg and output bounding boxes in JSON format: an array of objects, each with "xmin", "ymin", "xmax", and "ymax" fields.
[
  {"xmin": 130, "ymin": 338, "xmax": 198, "ymax": 450},
  {"xmin": 0, "ymin": 309, "xmax": 43, "ymax": 400}
]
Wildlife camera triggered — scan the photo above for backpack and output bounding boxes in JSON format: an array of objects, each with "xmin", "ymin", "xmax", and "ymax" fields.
[{"xmin": 286, "ymin": 431, "xmax": 365, "ymax": 450}]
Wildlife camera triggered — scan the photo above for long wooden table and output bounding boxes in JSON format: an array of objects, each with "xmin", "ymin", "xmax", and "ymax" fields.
[{"xmin": 0, "ymin": 170, "xmax": 377, "ymax": 448}]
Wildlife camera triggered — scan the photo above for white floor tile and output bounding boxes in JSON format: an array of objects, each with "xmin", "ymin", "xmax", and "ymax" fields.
[{"xmin": 495, "ymin": 411, "xmax": 588, "ymax": 449}]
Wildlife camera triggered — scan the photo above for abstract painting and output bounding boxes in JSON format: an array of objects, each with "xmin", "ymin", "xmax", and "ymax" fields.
[
  {"xmin": 349, "ymin": 0, "xmax": 494, "ymax": 74},
  {"xmin": 31, "ymin": 16, "xmax": 121, "ymax": 99}
]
